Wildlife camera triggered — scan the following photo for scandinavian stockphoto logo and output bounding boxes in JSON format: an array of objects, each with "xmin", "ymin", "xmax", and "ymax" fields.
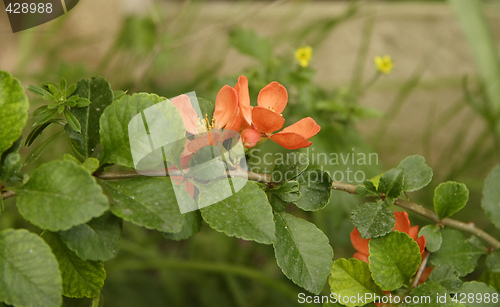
[
  {"xmin": 4, "ymin": 0, "xmax": 79, "ymax": 33},
  {"xmin": 128, "ymin": 93, "xmax": 248, "ymax": 214}
]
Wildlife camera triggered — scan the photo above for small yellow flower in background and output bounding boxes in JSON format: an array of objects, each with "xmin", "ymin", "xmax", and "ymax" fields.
[
  {"xmin": 295, "ymin": 46, "xmax": 313, "ymax": 68},
  {"xmin": 374, "ymin": 55, "xmax": 393, "ymax": 74}
]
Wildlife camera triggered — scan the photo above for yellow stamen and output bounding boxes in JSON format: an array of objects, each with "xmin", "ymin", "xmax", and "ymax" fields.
[{"xmin": 196, "ymin": 114, "xmax": 215, "ymax": 134}]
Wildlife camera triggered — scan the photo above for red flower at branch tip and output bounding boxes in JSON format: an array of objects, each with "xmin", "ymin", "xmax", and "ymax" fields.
[{"xmin": 351, "ymin": 211, "xmax": 432, "ymax": 282}]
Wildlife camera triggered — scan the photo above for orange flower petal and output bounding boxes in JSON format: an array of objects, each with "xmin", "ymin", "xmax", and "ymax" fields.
[
  {"xmin": 171, "ymin": 94, "xmax": 199, "ymax": 134},
  {"xmin": 185, "ymin": 181, "xmax": 195, "ymax": 198},
  {"xmin": 393, "ymin": 211, "xmax": 411, "ymax": 234},
  {"xmin": 280, "ymin": 117, "xmax": 321, "ymax": 139},
  {"xmin": 350, "ymin": 228, "xmax": 370, "ymax": 256},
  {"xmin": 416, "ymin": 235, "xmax": 426, "ymax": 255},
  {"xmin": 353, "ymin": 252, "xmax": 369, "ymax": 264},
  {"xmin": 214, "ymin": 85, "xmax": 241, "ymax": 131},
  {"xmin": 409, "ymin": 225, "xmax": 419, "ymax": 241},
  {"xmin": 252, "ymin": 106, "xmax": 285, "ymax": 133},
  {"xmin": 235, "ymin": 75, "xmax": 252, "ymax": 126},
  {"xmin": 257, "ymin": 81, "xmax": 288, "ymax": 114},
  {"xmin": 419, "ymin": 267, "xmax": 433, "ymax": 284},
  {"xmin": 269, "ymin": 132, "xmax": 312, "ymax": 150},
  {"xmin": 241, "ymin": 128, "xmax": 261, "ymax": 148}
]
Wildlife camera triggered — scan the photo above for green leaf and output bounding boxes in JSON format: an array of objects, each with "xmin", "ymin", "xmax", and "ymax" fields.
[
  {"xmin": 59, "ymin": 78, "xmax": 67, "ymax": 94},
  {"xmin": 406, "ymin": 282, "xmax": 454, "ymax": 307},
  {"xmin": 67, "ymin": 83, "xmax": 77, "ymax": 96},
  {"xmin": 82, "ymin": 157, "xmax": 100, "ymax": 173},
  {"xmin": 271, "ymin": 181, "xmax": 302, "ymax": 203},
  {"xmin": 430, "ymin": 228, "xmax": 485, "ymax": 276},
  {"xmin": 267, "ymin": 193, "xmax": 288, "ymax": 212},
  {"xmin": 377, "ymin": 168, "xmax": 404, "ymax": 199},
  {"xmin": 480, "ymin": 271, "xmax": 500, "ymax": 293},
  {"xmin": 16, "ymin": 160, "xmax": 109, "ymax": 231},
  {"xmin": 100, "ymin": 93, "xmax": 186, "ymax": 168},
  {"xmin": 1, "ymin": 136, "xmax": 23, "ymax": 185},
  {"xmin": 356, "ymin": 180, "xmax": 379, "ymax": 197},
  {"xmin": 294, "ymin": 169, "xmax": 333, "ymax": 211},
  {"xmin": 428, "ymin": 265, "xmax": 463, "ymax": 292},
  {"xmin": 467, "ymin": 236, "xmax": 488, "ymax": 253},
  {"xmin": 47, "ymin": 83, "xmax": 60, "ymax": 97},
  {"xmin": 370, "ymin": 173, "xmax": 383, "ymax": 190},
  {"xmin": 419, "ymin": 224, "xmax": 442, "ymax": 252},
  {"xmin": 59, "ymin": 212, "xmax": 122, "ymax": 261},
  {"xmin": 187, "ymin": 146, "xmax": 226, "ymax": 181},
  {"xmin": 33, "ymin": 107, "xmax": 58, "ymax": 126},
  {"xmin": 273, "ymin": 211, "xmax": 333, "ymax": 294},
  {"xmin": 25, "ymin": 118, "xmax": 64, "ymax": 146},
  {"xmin": 229, "ymin": 27, "xmax": 273, "ymax": 63},
  {"xmin": 0, "ymin": 71, "xmax": 29, "ymax": 156},
  {"xmin": 42, "ymin": 231, "xmax": 106, "ymax": 298},
  {"xmin": 163, "ymin": 211, "xmax": 202, "ymax": 241},
  {"xmin": 455, "ymin": 281, "xmax": 499, "ymax": 307},
  {"xmin": 65, "ymin": 108, "xmax": 82, "ymax": 133},
  {"xmin": 65, "ymin": 77, "xmax": 113, "ymax": 160},
  {"xmin": 113, "ymin": 90, "xmax": 127, "ymax": 101},
  {"xmin": 482, "ymin": 164, "xmax": 500, "ymax": 230},
  {"xmin": 369, "ymin": 231, "xmax": 421, "ymax": 290},
  {"xmin": 434, "ymin": 181, "xmax": 469, "ymax": 220},
  {"xmin": 66, "ymin": 95, "xmax": 80, "ymax": 106},
  {"xmin": 486, "ymin": 249, "xmax": 500, "ymax": 273},
  {"xmin": 397, "ymin": 155, "xmax": 433, "ymax": 192},
  {"xmin": 25, "ymin": 130, "xmax": 65, "ymax": 164},
  {"xmin": 328, "ymin": 258, "xmax": 383, "ymax": 307},
  {"xmin": 75, "ymin": 97, "xmax": 92, "ymax": 108},
  {"xmin": 0, "ymin": 229, "xmax": 62, "ymax": 307},
  {"xmin": 58, "ymin": 105, "xmax": 66, "ymax": 114},
  {"xmin": 99, "ymin": 177, "xmax": 186, "ymax": 233},
  {"xmin": 1, "ymin": 152, "xmax": 22, "ymax": 185},
  {"xmin": 201, "ymin": 181, "xmax": 276, "ymax": 244},
  {"xmin": 272, "ymin": 152, "xmax": 309, "ymax": 182},
  {"xmin": 27, "ymin": 84, "xmax": 54, "ymax": 99},
  {"xmin": 351, "ymin": 201, "xmax": 395, "ymax": 239},
  {"xmin": 48, "ymin": 101, "xmax": 61, "ymax": 109}
]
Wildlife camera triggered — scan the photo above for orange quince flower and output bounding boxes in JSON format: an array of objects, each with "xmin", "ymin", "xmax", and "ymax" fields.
[
  {"xmin": 351, "ymin": 211, "xmax": 427, "ymax": 263},
  {"xmin": 250, "ymin": 81, "xmax": 321, "ymax": 150},
  {"xmin": 213, "ymin": 85, "xmax": 241, "ymax": 132},
  {"xmin": 172, "ymin": 76, "xmax": 321, "ymax": 151},
  {"xmin": 351, "ymin": 211, "xmax": 432, "ymax": 285}
]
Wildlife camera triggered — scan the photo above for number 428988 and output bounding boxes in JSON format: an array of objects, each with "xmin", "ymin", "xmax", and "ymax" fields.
[{"xmin": 6, "ymin": 2, "xmax": 53, "ymax": 14}]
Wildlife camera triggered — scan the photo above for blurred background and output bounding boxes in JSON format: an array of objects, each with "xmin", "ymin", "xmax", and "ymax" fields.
[{"xmin": 1, "ymin": 0, "xmax": 500, "ymax": 306}]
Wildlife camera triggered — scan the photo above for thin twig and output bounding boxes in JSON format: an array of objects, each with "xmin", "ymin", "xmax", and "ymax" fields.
[
  {"xmin": 331, "ymin": 181, "xmax": 500, "ymax": 249},
  {"xmin": 4, "ymin": 168, "xmax": 500, "ymax": 249},
  {"xmin": 412, "ymin": 250, "xmax": 430, "ymax": 288},
  {"xmin": 1, "ymin": 190, "xmax": 16, "ymax": 200},
  {"xmin": 93, "ymin": 167, "xmax": 272, "ymax": 183}
]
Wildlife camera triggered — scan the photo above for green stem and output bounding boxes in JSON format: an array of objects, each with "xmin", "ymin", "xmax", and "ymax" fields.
[
  {"xmin": 5, "ymin": 168, "xmax": 500, "ymax": 249},
  {"xmin": 1, "ymin": 190, "xmax": 16, "ymax": 200},
  {"xmin": 91, "ymin": 292, "xmax": 100, "ymax": 307},
  {"xmin": 331, "ymin": 181, "xmax": 500, "ymax": 249}
]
